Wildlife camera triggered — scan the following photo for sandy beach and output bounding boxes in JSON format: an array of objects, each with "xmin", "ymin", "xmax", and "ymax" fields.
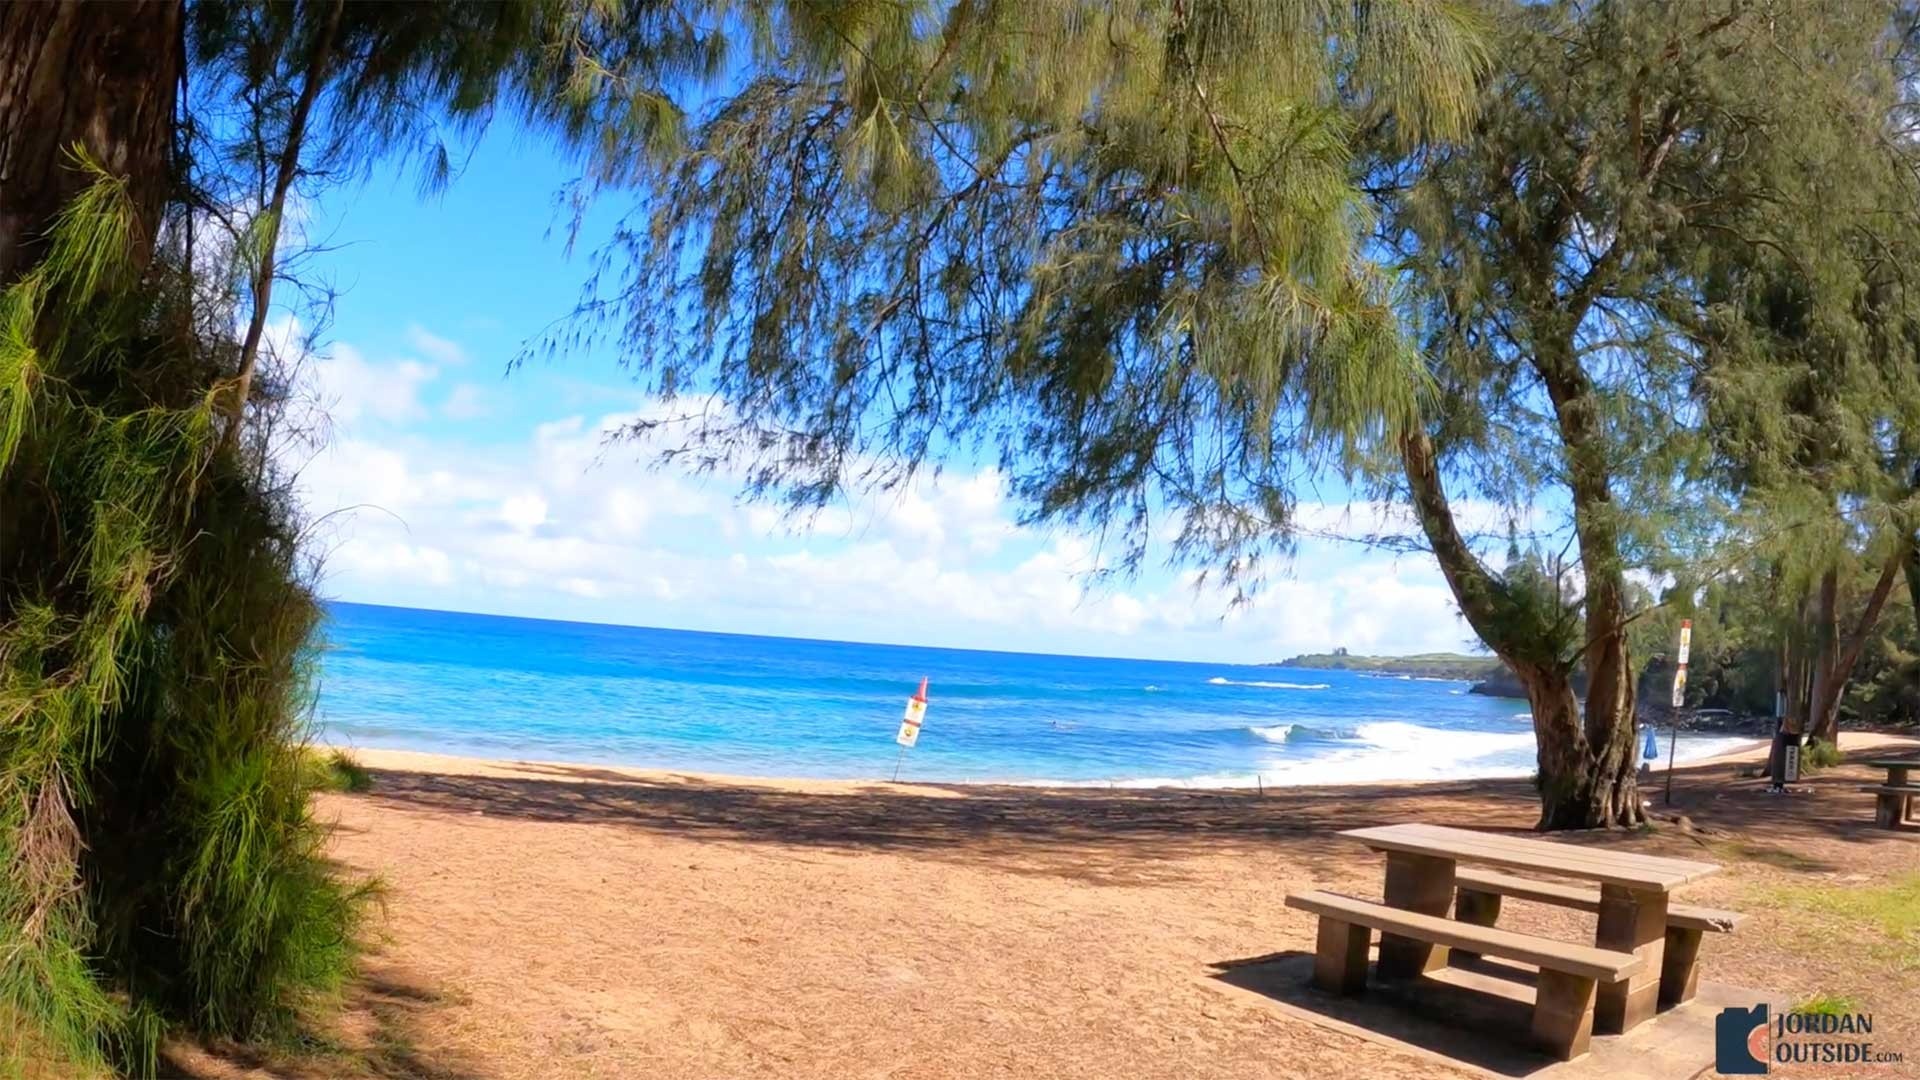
[{"xmin": 166, "ymin": 735, "xmax": 1920, "ymax": 1079}]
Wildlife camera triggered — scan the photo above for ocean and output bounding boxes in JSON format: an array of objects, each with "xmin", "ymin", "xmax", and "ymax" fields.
[{"xmin": 314, "ymin": 602, "xmax": 1751, "ymax": 787}]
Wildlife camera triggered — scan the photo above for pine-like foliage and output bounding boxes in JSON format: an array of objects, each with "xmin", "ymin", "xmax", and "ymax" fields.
[
  {"xmin": 550, "ymin": 0, "xmax": 1488, "ymax": 591},
  {"xmin": 0, "ymin": 151, "xmax": 369, "ymax": 1077},
  {"xmin": 0, "ymin": 3, "xmax": 720, "ymax": 1073},
  {"xmin": 547, "ymin": 1, "xmax": 1920, "ymax": 826}
]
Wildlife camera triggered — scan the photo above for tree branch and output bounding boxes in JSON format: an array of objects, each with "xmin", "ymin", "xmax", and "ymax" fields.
[{"xmin": 221, "ymin": 0, "xmax": 344, "ymax": 451}]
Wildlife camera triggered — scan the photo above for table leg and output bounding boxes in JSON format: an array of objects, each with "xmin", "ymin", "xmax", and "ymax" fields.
[
  {"xmin": 1451, "ymin": 887, "xmax": 1501, "ymax": 964},
  {"xmin": 1594, "ymin": 885, "xmax": 1667, "ymax": 1033},
  {"xmin": 1532, "ymin": 969, "xmax": 1598, "ymax": 1061},
  {"xmin": 1377, "ymin": 851, "xmax": 1455, "ymax": 978},
  {"xmin": 1891, "ymin": 767, "xmax": 1913, "ymax": 822},
  {"xmin": 1659, "ymin": 926, "xmax": 1703, "ymax": 1008},
  {"xmin": 1312, "ymin": 917, "xmax": 1371, "ymax": 995}
]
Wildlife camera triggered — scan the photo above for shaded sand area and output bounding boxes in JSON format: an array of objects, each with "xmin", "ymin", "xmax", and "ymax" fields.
[{"xmin": 167, "ymin": 737, "xmax": 1920, "ymax": 1079}]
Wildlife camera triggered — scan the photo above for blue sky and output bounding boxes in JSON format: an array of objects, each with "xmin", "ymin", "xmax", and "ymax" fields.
[{"xmin": 286, "ymin": 120, "xmax": 1497, "ymax": 663}]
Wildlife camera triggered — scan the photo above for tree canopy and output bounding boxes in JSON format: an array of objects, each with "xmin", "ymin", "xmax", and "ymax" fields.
[
  {"xmin": 545, "ymin": 0, "xmax": 1489, "ymax": 588},
  {"xmin": 551, "ymin": 0, "xmax": 1920, "ymax": 827}
]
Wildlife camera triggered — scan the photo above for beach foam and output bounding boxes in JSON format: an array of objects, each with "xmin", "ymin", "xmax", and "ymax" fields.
[
  {"xmin": 1206, "ymin": 676, "xmax": 1330, "ymax": 690},
  {"xmin": 1247, "ymin": 723, "xmax": 1352, "ymax": 744},
  {"xmin": 1015, "ymin": 724, "xmax": 1762, "ymax": 790}
]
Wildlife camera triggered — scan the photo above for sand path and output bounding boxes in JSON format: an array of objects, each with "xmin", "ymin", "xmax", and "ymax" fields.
[{"xmin": 165, "ymin": 735, "xmax": 1920, "ymax": 1079}]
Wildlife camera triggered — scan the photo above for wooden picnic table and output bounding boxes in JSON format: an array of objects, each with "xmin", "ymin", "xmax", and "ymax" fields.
[
  {"xmin": 1865, "ymin": 757, "xmax": 1919, "ymax": 786},
  {"xmin": 1340, "ymin": 823, "xmax": 1720, "ymax": 1035},
  {"xmin": 1863, "ymin": 758, "xmax": 1919, "ymax": 827}
]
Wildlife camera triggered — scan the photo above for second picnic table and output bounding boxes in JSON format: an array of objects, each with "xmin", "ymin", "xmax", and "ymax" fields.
[
  {"xmin": 1339, "ymin": 823, "xmax": 1721, "ymax": 1034},
  {"xmin": 1862, "ymin": 757, "xmax": 1920, "ymax": 827}
]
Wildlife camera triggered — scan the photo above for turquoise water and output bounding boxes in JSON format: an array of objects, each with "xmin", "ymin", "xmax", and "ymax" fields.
[{"xmin": 314, "ymin": 602, "xmax": 1748, "ymax": 787}]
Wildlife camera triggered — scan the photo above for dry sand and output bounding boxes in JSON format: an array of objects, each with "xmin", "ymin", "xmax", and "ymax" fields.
[{"xmin": 166, "ymin": 735, "xmax": 1920, "ymax": 1080}]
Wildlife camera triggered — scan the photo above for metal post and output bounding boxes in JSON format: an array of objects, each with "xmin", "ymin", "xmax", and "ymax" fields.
[
  {"xmin": 1664, "ymin": 717, "xmax": 1679, "ymax": 805},
  {"xmin": 1767, "ymin": 689, "xmax": 1789, "ymax": 793},
  {"xmin": 891, "ymin": 745, "xmax": 907, "ymax": 782},
  {"xmin": 1666, "ymin": 619, "xmax": 1691, "ymax": 806}
]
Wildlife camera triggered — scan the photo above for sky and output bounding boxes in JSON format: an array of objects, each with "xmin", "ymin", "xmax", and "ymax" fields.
[{"xmin": 287, "ymin": 120, "xmax": 1496, "ymax": 664}]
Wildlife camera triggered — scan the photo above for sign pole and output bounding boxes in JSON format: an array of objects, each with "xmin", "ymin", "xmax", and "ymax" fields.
[
  {"xmin": 1666, "ymin": 619, "xmax": 1691, "ymax": 806},
  {"xmin": 891, "ymin": 677, "xmax": 929, "ymax": 782},
  {"xmin": 1665, "ymin": 721, "xmax": 1678, "ymax": 805}
]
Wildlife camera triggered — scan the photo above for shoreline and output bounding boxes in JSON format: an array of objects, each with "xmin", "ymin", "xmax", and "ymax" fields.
[{"xmin": 315, "ymin": 733, "xmax": 1909, "ymax": 796}]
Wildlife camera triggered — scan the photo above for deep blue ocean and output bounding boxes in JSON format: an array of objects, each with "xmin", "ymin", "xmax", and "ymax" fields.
[{"xmin": 314, "ymin": 602, "xmax": 1749, "ymax": 787}]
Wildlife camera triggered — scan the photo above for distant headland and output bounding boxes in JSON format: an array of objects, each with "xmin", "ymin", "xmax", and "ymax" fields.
[{"xmin": 1266, "ymin": 650, "xmax": 1506, "ymax": 683}]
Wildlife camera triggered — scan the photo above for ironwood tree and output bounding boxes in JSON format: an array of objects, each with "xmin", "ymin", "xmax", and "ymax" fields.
[
  {"xmin": 1673, "ymin": 4, "xmax": 1920, "ymax": 752},
  {"xmin": 556, "ymin": 1, "xmax": 1920, "ymax": 829},
  {"xmin": 0, "ymin": 1, "xmax": 698, "ymax": 1073},
  {"xmin": 1368, "ymin": 2, "xmax": 1920, "ymax": 823}
]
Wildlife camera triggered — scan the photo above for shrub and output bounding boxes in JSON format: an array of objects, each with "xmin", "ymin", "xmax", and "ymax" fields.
[
  {"xmin": 311, "ymin": 750, "xmax": 374, "ymax": 794},
  {"xmin": 1, "ymin": 160, "xmax": 370, "ymax": 1076},
  {"xmin": 1802, "ymin": 739, "xmax": 1843, "ymax": 771}
]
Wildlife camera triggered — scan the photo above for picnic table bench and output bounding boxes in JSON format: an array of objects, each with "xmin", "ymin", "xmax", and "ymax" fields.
[
  {"xmin": 1862, "ymin": 758, "xmax": 1919, "ymax": 828},
  {"xmin": 1286, "ymin": 890, "xmax": 1640, "ymax": 1060},
  {"xmin": 1287, "ymin": 823, "xmax": 1738, "ymax": 1062},
  {"xmin": 1451, "ymin": 868, "xmax": 1746, "ymax": 1007}
]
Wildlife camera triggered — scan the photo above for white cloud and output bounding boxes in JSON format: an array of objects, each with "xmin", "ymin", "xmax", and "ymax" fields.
[
  {"xmin": 499, "ymin": 492, "xmax": 549, "ymax": 533},
  {"xmin": 306, "ymin": 341, "xmax": 437, "ymax": 425},
  {"xmin": 442, "ymin": 383, "xmax": 489, "ymax": 419},
  {"xmin": 285, "ymin": 322, "xmax": 485, "ymax": 433},
  {"xmin": 327, "ymin": 536, "xmax": 455, "ymax": 587},
  {"xmin": 299, "ymin": 439, "xmax": 421, "ymax": 516},
  {"xmin": 405, "ymin": 324, "xmax": 469, "ymax": 367},
  {"xmin": 295, "ymin": 363, "xmax": 1485, "ymax": 660}
]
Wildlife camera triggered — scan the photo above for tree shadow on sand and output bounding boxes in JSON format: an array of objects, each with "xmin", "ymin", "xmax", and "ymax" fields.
[
  {"xmin": 357, "ymin": 764, "xmax": 1529, "ymax": 882},
  {"xmin": 158, "ymin": 967, "xmax": 482, "ymax": 1080},
  {"xmin": 339, "ymin": 749, "xmax": 1920, "ymax": 885}
]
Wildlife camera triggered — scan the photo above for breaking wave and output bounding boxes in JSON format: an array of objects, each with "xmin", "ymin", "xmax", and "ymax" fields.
[{"xmin": 1207, "ymin": 676, "xmax": 1331, "ymax": 690}]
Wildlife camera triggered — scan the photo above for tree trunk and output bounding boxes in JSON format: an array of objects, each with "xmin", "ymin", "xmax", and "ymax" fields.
[
  {"xmin": 1907, "ymin": 542, "xmax": 1920, "ymax": 624},
  {"xmin": 1805, "ymin": 568, "xmax": 1841, "ymax": 744},
  {"xmin": 0, "ymin": 0, "xmax": 182, "ymax": 621},
  {"xmin": 0, "ymin": 0, "xmax": 181, "ymax": 286},
  {"xmin": 1808, "ymin": 549, "xmax": 1906, "ymax": 746},
  {"xmin": 1521, "ymin": 656, "xmax": 1643, "ymax": 829},
  {"xmin": 1537, "ymin": 345, "xmax": 1645, "ymax": 827},
  {"xmin": 1402, "ymin": 431, "xmax": 1644, "ymax": 829}
]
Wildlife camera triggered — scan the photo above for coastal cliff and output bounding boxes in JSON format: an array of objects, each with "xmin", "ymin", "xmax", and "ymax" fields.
[
  {"xmin": 1274, "ymin": 651, "xmax": 1696, "ymax": 716},
  {"xmin": 1270, "ymin": 651, "xmax": 1504, "ymax": 682}
]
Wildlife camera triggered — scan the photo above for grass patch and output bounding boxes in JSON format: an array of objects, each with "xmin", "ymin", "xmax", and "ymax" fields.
[
  {"xmin": 1793, "ymin": 993, "xmax": 1860, "ymax": 1016},
  {"xmin": 312, "ymin": 750, "xmax": 374, "ymax": 794},
  {"xmin": 1, "ymin": 1004, "xmax": 114, "ymax": 1080},
  {"xmin": 1751, "ymin": 872, "xmax": 1920, "ymax": 969}
]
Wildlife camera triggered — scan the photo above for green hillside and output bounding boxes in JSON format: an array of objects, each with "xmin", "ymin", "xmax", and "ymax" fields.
[{"xmin": 1268, "ymin": 651, "xmax": 1506, "ymax": 681}]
